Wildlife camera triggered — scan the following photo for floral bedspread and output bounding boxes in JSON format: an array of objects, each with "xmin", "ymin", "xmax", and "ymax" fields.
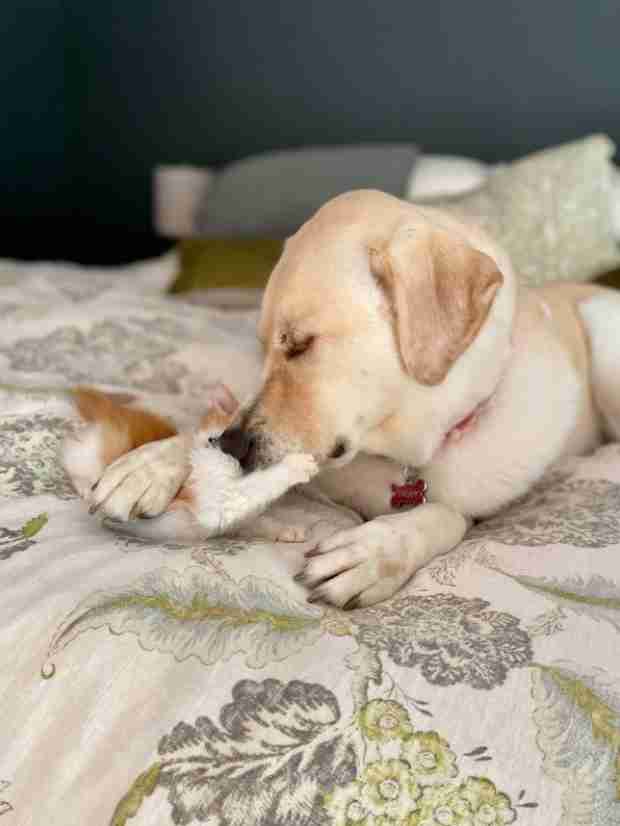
[{"xmin": 1, "ymin": 256, "xmax": 619, "ymax": 826}]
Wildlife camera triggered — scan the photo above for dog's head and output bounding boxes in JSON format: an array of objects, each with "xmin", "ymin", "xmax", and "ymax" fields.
[{"xmin": 220, "ymin": 190, "xmax": 513, "ymax": 471}]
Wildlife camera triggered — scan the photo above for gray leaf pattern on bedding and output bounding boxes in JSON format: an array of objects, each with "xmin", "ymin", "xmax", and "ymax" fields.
[
  {"xmin": 0, "ymin": 413, "xmax": 74, "ymax": 498},
  {"xmin": 155, "ymin": 678, "xmax": 356, "ymax": 826},
  {"xmin": 0, "ymin": 318, "xmax": 191, "ymax": 392},
  {"xmin": 470, "ymin": 472, "xmax": 620, "ymax": 547},
  {"xmin": 355, "ymin": 594, "xmax": 533, "ymax": 690},
  {"xmin": 112, "ymin": 533, "xmax": 253, "ymax": 560}
]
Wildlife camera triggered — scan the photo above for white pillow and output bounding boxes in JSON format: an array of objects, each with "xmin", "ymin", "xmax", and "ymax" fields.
[{"xmin": 406, "ymin": 154, "xmax": 489, "ymax": 200}]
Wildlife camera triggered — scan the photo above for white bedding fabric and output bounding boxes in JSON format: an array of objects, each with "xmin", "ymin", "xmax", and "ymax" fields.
[{"xmin": 1, "ymin": 256, "xmax": 620, "ymax": 826}]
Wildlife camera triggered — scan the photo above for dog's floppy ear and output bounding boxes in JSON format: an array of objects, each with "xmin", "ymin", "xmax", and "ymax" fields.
[
  {"xmin": 205, "ymin": 382, "xmax": 239, "ymax": 416},
  {"xmin": 370, "ymin": 225, "xmax": 503, "ymax": 385}
]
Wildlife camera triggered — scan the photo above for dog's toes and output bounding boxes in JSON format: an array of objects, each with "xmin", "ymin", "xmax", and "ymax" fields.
[
  {"xmin": 298, "ymin": 544, "xmax": 380, "ymax": 609},
  {"xmin": 305, "ymin": 563, "xmax": 378, "ymax": 609},
  {"xmin": 89, "ymin": 463, "xmax": 135, "ymax": 517},
  {"xmin": 300, "ymin": 545, "xmax": 365, "ymax": 588},
  {"xmin": 311, "ymin": 526, "xmax": 361, "ymax": 555},
  {"xmin": 135, "ymin": 482, "xmax": 180, "ymax": 519},
  {"xmin": 98, "ymin": 478, "xmax": 151, "ymax": 522}
]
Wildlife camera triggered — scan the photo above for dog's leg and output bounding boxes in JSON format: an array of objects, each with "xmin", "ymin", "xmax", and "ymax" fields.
[
  {"xmin": 580, "ymin": 291, "xmax": 620, "ymax": 439},
  {"xmin": 88, "ymin": 434, "xmax": 193, "ymax": 521},
  {"xmin": 298, "ymin": 503, "xmax": 469, "ymax": 608}
]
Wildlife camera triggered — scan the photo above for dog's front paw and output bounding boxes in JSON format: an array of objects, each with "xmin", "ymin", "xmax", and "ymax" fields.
[
  {"xmin": 89, "ymin": 436, "xmax": 190, "ymax": 521},
  {"xmin": 283, "ymin": 453, "xmax": 319, "ymax": 485},
  {"xmin": 296, "ymin": 518, "xmax": 419, "ymax": 609}
]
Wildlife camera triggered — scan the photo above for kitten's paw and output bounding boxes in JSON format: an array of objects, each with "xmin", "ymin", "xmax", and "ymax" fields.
[
  {"xmin": 238, "ymin": 514, "xmax": 309, "ymax": 542},
  {"xmin": 283, "ymin": 453, "xmax": 319, "ymax": 485},
  {"xmin": 277, "ymin": 524, "xmax": 309, "ymax": 542}
]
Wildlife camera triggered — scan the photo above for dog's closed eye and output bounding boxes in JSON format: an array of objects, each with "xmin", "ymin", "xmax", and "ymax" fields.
[{"xmin": 283, "ymin": 335, "xmax": 315, "ymax": 360}]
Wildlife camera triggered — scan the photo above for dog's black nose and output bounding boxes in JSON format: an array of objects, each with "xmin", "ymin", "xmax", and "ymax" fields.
[{"xmin": 218, "ymin": 426, "xmax": 254, "ymax": 464}]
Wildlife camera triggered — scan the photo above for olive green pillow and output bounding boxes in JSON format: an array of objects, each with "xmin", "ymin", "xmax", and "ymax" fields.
[
  {"xmin": 596, "ymin": 266, "xmax": 620, "ymax": 290},
  {"xmin": 421, "ymin": 134, "xmax": 620, "ymax": 285},
  {"xmin": 170, "ymin": 238, "xmax": 284, "ymax": 294}
]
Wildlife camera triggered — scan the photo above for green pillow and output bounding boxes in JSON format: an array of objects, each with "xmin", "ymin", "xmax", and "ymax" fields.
[
  {"xmin": 420, "ymin": 134, "xmax": 620, "ymax": 285},
  {"xmin": 170, "ymin": 238, "xmax": 284, "ymax": 294}
]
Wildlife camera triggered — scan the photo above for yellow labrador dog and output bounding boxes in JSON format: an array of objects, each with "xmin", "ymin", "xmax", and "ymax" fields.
[{"xmin": 65, "ymin": 190, "xmax": 620, "ymax": 609}]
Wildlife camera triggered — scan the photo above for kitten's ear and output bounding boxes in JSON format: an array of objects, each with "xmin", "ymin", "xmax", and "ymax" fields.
[
  {"xmin": 370, "ymin": 225, "xmax": 503, "ymax": 385},
  {"xmin": 200, "ymin": 383, "xmax": 240, "ymax": 431},
  {"xmin": 206, "ymin": 382, "xmax": 239, "ymax": 415}
]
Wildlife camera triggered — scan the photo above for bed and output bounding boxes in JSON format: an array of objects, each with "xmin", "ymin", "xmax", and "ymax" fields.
[{"xmin": 1, "ymin": 250, "xmax": 619, "ymax": 826}]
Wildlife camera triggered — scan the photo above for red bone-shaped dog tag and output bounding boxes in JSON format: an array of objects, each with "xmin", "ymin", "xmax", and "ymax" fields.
[{"xmin": 390, "ymin": 478, "xmax": 428, "ymax": 509}]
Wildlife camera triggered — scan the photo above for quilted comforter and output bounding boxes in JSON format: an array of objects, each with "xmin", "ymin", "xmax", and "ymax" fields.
[{"xmin": 1, "ymin": 255, "xmax": 619, "ymax": 826}]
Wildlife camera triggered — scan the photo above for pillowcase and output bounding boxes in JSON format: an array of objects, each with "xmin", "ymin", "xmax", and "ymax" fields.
[
  {"xmin": 420, "ymin": 134, "xmax": 620, "ymax": 285},
  {"xmin": 170, "ymin": 238, "xmax": 284, "ymax": 295},
  {"xmin": 194, "ymin": 144, "xmax": 418, "ymax": 237}
]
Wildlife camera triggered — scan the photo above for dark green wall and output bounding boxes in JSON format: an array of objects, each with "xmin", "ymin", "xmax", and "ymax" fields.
[
  {"xmin": 1, "ymin": 1, "xmax": 619, "ymax": 261},
  {"xmin": 1, "ymin": 1, "xmax": 66, "ymax": 219}
]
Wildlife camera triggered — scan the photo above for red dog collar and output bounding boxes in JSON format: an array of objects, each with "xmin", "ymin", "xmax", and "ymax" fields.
[{"xmin": 389, "ymin": 393, "xmax": 496, "ymax": 510}]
